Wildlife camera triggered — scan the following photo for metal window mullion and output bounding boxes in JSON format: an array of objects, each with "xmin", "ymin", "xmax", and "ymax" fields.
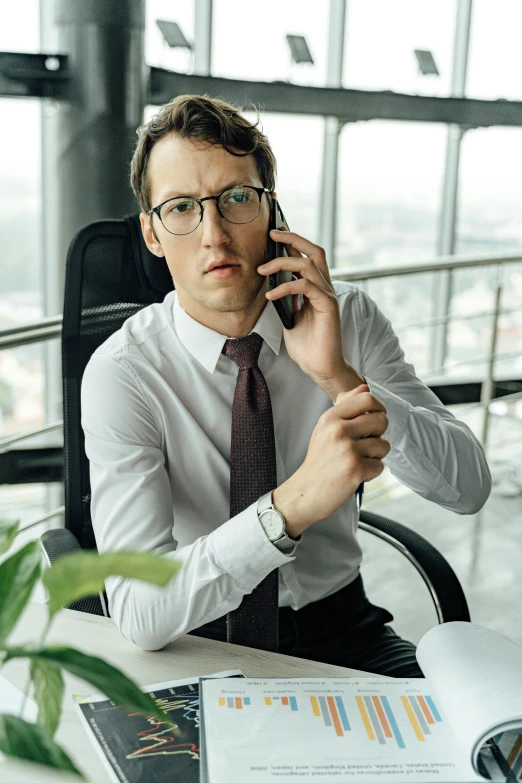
[
  {"xmin": 319, "ymin": 0, "xmax": 347, "ymax": 267},
  {"xmin": 194, "ymin": 0, "xmax": 213, "ymax": 76},
  {"xmin": 432, "ymin": 0, "xmax": 473, "ymax": 373}
]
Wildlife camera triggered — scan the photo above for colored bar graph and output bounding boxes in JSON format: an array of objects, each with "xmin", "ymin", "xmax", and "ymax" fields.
[
  {"xmin": 221, "ymin": 696, "xmax": 251, "ymax": 709},
  {"xmin": 409, "ymin": 696, "xmax": 430, "ymax": 734},
  {"xmin": 425, "ymin": 696, "xmax": 442, "ymax": 722},
  {"xmin": 417, "ymin": 696, "xmax": 435, "ymax": 725},
  {"xmin": 401, "ymin": 696, "xmax": 425, "ymax": 741},
  {"xmin": 326, "ymin": 696, "xmax": 344, "ymax": 737},
  {"xmin": 335, "ymin": 696, "xmax": 350, "ymax": 731},
  {"xmin": 365, "ymin": 697, "xmax": 385, "ymax": 745},
  {"xmin": 372, "ymin": 696, "xmax": 392, "ymax": 738},
  {"xmin": 263, "ymin": 694, "xmax": 297, "ymax": 709},
  {"xmin": 318, "ymin": 697, "xmax": 332, "ymax": 727},
  {"xmin": 381, "ymin": 696, "xmax": 406, "ymax": 750},
  {"xmin": 309, "ymin": 695, "xmax": 351, "ymax": 737},
  {"xmin": 356, "ymin": 696, "xmax": 376, "ymax": 741}
]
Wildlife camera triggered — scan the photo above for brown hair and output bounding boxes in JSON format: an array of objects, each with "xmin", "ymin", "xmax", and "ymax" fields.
[{"xmin": 130, "ymin": 94, "xmax": 277, "ymax": 212}]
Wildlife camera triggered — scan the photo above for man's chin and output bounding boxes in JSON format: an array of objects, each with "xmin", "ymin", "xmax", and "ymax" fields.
[{"xmin": 202, "ymin": 281, "xmax": 266, "ymax": 314}]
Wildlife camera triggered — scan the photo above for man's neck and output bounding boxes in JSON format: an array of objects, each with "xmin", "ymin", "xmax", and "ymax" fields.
[{"xmin": 176, "ymin": 291, "xmax": 268, "ymax": 338}]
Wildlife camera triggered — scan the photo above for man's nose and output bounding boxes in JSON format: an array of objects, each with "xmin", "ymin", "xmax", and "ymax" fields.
[{"xmin": 200, "ymin": 199, "xmax": 231, "ymax": 247}]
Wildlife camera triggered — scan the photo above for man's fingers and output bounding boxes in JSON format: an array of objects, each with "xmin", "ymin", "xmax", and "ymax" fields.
[
  {"xmin": 361, "ymin": 456, "xmax": 386, "ymax": 481},
  {"xmin": 348, "ymin": 411, "xmax": 389, "ymax": 439},
  {"xmin": 357, "ymin": 437, "xmax": 391, "ymax": 461},
  {"xmin": 334, "ymin": 391, "xmax": 387, "ymax": 417}
]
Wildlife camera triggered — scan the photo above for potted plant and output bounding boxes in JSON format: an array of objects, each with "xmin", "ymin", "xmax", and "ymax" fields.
[{"xmin": 0, "ymin": 518, "xmax": 180, "ymax": 778}]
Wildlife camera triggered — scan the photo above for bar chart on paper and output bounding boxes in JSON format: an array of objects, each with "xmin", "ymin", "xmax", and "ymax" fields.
[
  {"xmin": 204, "ymin": 679, "xmax": 482, "ymax": 783},
  {"xmin": 216, "ymin": 685, "xmax": 443, "ymax": 746}
]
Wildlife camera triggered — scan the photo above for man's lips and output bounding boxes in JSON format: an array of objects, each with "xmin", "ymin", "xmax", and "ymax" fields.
[
  {"xmin": 204, "ymin": 261, "xmax": 240, "ymax": 273},
  {"xmin": 206, "ymin": 265, "xmax": 241, "ymax": 278}
]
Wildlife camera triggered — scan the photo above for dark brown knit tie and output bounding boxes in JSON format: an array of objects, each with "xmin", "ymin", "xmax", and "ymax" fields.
[{"xmin": 222, "ymin": 332, "xmax": 279, "ymax": 652}]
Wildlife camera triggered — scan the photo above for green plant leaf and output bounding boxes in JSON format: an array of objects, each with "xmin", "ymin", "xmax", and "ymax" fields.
[
  {"xmin": 5, "ymin": 646, "xmax": 173, "ymax": 725},
  {"xmin": 30, "ymin": 659, "xmax": 64, "ymax": 737},
  {"xmin": 0, "ymin": 714, "xmax": 83, "ymax": 777},
  {"xmin": 42, "ymin": 550, "xmax": 181, "ymax": 617},
  {"xmin": 0, "ymin": 542, "xmax": 41, "ymax": 647},
  {"xmin": 0, "ymin": 519, "xmax": 19, "ymax": 556}
]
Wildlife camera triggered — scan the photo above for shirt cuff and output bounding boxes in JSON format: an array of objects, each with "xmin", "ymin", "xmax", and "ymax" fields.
[
  {"xmin": 208, "ymin": 501, "xmax": 296, "ymax": 592},
  {"xmin": 365, "ymin": 378, "xmax": 410, "ymax": 450}
]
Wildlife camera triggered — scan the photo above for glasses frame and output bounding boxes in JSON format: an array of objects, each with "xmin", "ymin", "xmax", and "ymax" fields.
[{"xmin": 147, "ymin": 185, "xmax": 271, "ymax": 236}]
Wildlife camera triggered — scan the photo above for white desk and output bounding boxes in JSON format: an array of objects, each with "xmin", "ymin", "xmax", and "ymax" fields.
[{"xmin": 2, "ymin": 603, "xmax": 376, "ymax": 782}]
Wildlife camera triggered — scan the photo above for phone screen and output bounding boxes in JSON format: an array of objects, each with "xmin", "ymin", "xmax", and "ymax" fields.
[{"xmin": 266, "ymin": 198, "xmax": 294, "ymax": 329}]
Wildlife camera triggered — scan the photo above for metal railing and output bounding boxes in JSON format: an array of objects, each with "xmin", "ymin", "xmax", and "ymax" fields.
[
  {"xmin": 0, "ymin": 249, "xmax": 521, "ymax": 466},
  {"xmin": 0, "ymin": 421, "xmax": 63, "ymax": 452},
  {"xmin": 1, "ymin": 249, "xmax": 521, "ymax": 537},
  {"xmin": 331, "ymin": 250, "xmax": 522, "ymax": 446},
  {"xmin": 0, "ymin": 314, "xmax": 62, "ymax": 350}
]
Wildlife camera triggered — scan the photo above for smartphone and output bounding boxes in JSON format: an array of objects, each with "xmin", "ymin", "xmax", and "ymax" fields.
[{"xmin": 266, "ymin": 198, "xmax": 295, "ymax": 330}]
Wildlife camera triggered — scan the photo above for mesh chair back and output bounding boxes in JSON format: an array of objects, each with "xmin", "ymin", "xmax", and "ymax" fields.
[{"xmin": 62, "ymin": 215, "xmax": 173, "ymax": 549}]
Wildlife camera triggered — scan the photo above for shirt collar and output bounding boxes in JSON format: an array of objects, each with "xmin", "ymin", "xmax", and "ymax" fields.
[{"xmin": 172, "ymin": 290, "xmax": 283, "ymax": 373}]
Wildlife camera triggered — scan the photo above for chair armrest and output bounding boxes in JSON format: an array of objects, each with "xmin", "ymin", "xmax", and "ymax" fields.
[
  {"xmin": 40, "ymin": 529, "xmax": 108, "ymax": 617},
  {"xmin": 359, "ymin": 509, "xmax": 470, "ymax": 624}
]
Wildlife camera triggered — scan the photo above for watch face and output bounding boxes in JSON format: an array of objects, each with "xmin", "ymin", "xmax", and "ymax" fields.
[{"xmin": 264, "ymin": 510, "xmax": 285, "ymax": 541}]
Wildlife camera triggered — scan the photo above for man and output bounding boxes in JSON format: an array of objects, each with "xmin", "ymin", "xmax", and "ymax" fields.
[{"xmin": 81, "ymin": 95, "xmax": 491, "ymax": 677}]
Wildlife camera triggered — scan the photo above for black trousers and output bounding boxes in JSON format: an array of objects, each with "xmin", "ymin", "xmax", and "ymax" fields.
[{"xmin": 189, "ymin": 574, "xmax": 424, "ymax": 678}]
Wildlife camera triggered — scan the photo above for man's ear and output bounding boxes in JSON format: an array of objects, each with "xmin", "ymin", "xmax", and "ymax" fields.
[{"xmin": 139, "ymin": 212, "xmax": 165, "ymax": 258}]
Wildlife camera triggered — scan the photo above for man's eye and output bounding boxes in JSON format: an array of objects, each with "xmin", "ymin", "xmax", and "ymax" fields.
[
  {"xmin": 170, "ymin": 200, "xmax": 195, "ymax": 214},
  {"xmin": 227, "ymin": 190, "xmax": 251, "ymax": 204}
]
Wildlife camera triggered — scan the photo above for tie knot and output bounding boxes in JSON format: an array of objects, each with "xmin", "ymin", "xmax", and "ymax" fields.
[{"xmin": 222, "ymin": 332, "xmax": 263, "ymax": 369}]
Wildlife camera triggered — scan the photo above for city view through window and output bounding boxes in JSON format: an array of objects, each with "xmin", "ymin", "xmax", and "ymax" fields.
[{"xmin": 1, "ymin": 0, "xmax": 522, "ymax": 440}]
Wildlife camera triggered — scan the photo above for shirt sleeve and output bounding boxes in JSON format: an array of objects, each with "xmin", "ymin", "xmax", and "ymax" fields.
[
  {"xmin": 81, "ymin": 351, "xmax": 294, "ymax": 651},
  {"xmin": 353, "ymin": 288, "xmax": 492, "ymax": 514}
]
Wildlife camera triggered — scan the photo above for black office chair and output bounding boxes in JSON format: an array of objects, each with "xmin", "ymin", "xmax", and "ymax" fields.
[{"xmin": 41, "ymin": 215, "xmax": 471, "ymax": 625}]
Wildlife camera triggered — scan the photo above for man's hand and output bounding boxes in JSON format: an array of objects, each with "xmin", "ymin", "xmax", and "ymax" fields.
[
  {"xmin": 272, "ymin": 385, "xmax": 390, "ymax": 538},
  {"xmin": 257, "ymin": 229, "xmax": 364, "ymax": 399}
]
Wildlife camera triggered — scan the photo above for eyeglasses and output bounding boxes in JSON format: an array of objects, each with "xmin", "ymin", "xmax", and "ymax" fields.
[{"xmin": 147, "ymin": 185, "xmax": 271, "ymax": 236}]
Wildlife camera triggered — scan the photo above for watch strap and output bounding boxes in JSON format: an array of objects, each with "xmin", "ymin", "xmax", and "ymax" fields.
[{"xmin": 258, "ymin": 491, "xmax": 301, "ymax": 554}]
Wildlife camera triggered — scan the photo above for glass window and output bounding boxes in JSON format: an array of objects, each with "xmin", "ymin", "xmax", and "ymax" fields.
[
  {"xmin": 456, "ymin": 127, "xmax": 522, "ymax": 257},
  {"xmin": 146, "ymin": 0, "xmax": 195, "ymax": 72},
  {"xmin": 365, "ymin": 273, "xmax": 438, "ymax": 379},
  {"xmin": 212, "ymin": 0, "xmax": 328, "ymax": 86},
  {"xmin": 0, "ymin": 1, "xmax": 43, "ymax": 327},
  {"xmin": 337, "ymin": 120, "xmax": 446, "ymax": 268},
  {"xmin": 467, "ymin": 0, "xmax": 522, "ymax": 101},
  {"xmin": 0, "ymin": 343, "xmax": 46, "ymax": 438},
  {"xmin": 243, "ymin": 112, "xmax": 323, "ymax": 244},
  {"xmin": 343, "ymin": 0, "xmax": 456, "ymax": 97},
  {"xmin": 0, "ymin": 1, "xmax": 40, "ymax": 53}
]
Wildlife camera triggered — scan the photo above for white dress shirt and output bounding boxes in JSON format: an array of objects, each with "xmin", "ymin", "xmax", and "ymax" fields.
[{"xmin": 81, "ymin": 281, "xmax": 491, "ymax": 650}]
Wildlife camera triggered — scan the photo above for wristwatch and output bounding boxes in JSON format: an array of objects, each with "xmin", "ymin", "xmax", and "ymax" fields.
[{"xmin": 257, "ymin": 491, "xmax": 300, "ymax": 553}]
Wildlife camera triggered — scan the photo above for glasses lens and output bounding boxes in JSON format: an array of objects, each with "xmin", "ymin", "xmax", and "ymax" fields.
[
  {"xmin": 219, "ymin": 187, "xmax": 260, "ymax": 224},
  {"xmin": 160, "ymin": 197, "xmax": 200, "ymax": 235}
]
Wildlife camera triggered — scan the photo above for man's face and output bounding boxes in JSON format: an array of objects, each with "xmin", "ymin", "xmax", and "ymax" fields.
[{"xmin": 140, "ymin": 133, "xmax": 272, "ymax": 331}]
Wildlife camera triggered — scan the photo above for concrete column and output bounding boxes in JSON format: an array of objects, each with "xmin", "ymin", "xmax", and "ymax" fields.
[{"xmin": 51, "ymin": 0, "xmax": 146, "ymax": 273}]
